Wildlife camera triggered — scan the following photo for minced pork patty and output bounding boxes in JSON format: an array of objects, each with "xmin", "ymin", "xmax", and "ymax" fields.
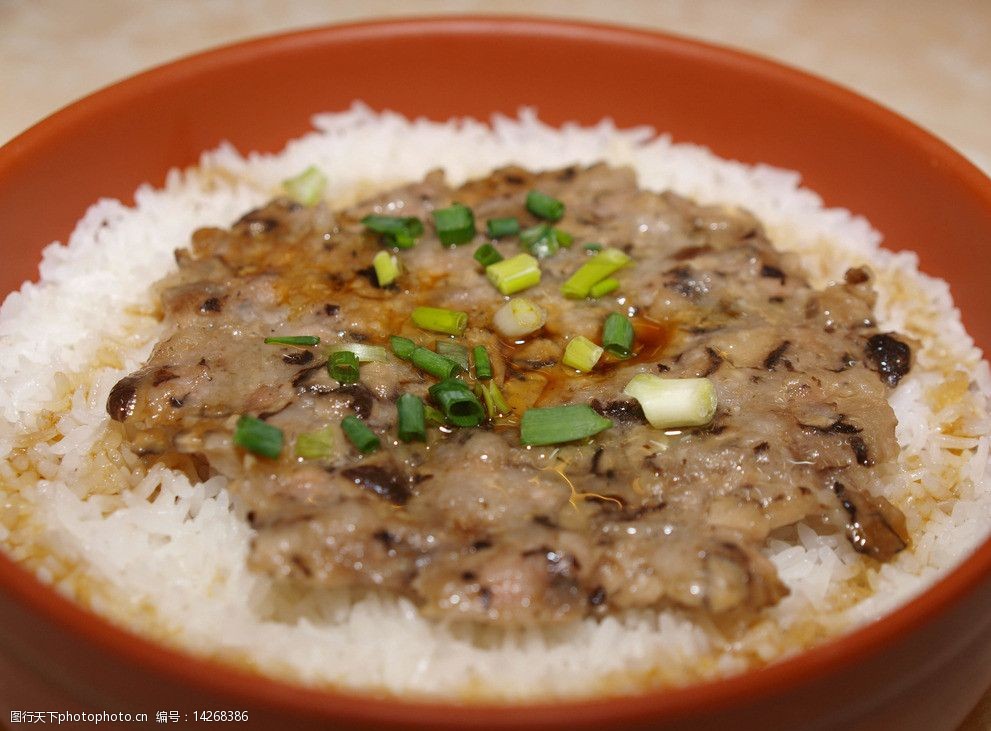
[{"xmin": 107, "ymin": 164, "xmax": 912, "ymax": 625}]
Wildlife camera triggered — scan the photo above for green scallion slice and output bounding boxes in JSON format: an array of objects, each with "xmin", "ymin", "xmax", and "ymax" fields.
[
  {"xmin": 487, "ymin": 217, "xmax": 520, "ymax": 238},
  {"xmin": 390, "ymin": 335, "xmax": 417, "ymax": 360},
  {"xmin": 424, "ymin": 403, "xmax": 447, "ymax": 425},
  {"xmin": 623, "ymin": 374, "xmax": 717, "ymax": 429},
  {"xmin": 396, "ymin": 393, "xmax": 427, "ymax": 442},
  {"xmin": 327, "ymin": 343, "xmax": 389, "ymax": 363},
  {"xmin": 432, "ymin": 203, "xmax": 476, "ymax": 246},
  {"xmin": 264, "ymin": 335, "xmax": 320, "ymax": 346},
  {"xmin": 519, "ymin": 224, "xmax": 572, "ymax": 259},
  {"xmin": 520, "ymin": 224, "xmax": 557, "ymax": 259},
  {"xmin": 561, "ymin": 247, "xmax": 631, "ymax": 298},
  {"xmin": 520, "ymin": 223, "xmax": 549, "ymax": 246},
  {"xmin": 361, "ymin": 215, "xmax": 424, "ymax": 249},
  {"xmin": 282, "ymin": 166, "xmax": 327, "ymax": 206},
  {"xmin": 473, "ymin": 345, "xmax": 493, "ymax": 380},
  {"xmin": 492, "ymin": 297, "xmax": 546, "ymax": 339},
  {"xmin": 341, "ymin": 415, "xmax": 379, "ymax": 453},
  {"xmin": 519, "ymin": 405, "xmax": 612, "ymax": 446},
  {"xmin": 601, "ymin": 312, "xmax": 635, "ymax": 358},
  {"xmin": 411, "ymin": 306, "xmax": 468, "ymax": 335},
  {"xmin": 562, "ymin": 336, "xmax": 604, "ymax": 372},
  {"xmin": 486, "ymin": 253, "xmax": 541, "ymax": 295},
  {"xmin": 473, "ymin": 243, "xmax": 504, "ymax": 268},
  {"xmin": 554, "ymin": 229, "xmax": 574, "ymax": 247},
  {"xmin": 328, "ymin": 350, "xmax": 360, "ymax": 384},
  {"xmin": 476, "ymin": 380, "xmax": 510, "ymax": 419},
  {"xmin": 589, "ymin": 278, "xmax": 619, "ymax": 298},
  {"xmin": 411, "ymin": 347, "xmax": 462, "ymax": 379},
  {"xmin": 372, "ymin": 250, "xmax": 401, "ymax": 287},
  {"xmin": 295, "ymin": 426, "xmax": 333, "ymax": 460},
  {"xmin": 526, "ymin": 190, "xmax": 565, "ymax": 222},
  {"xmin": 233, "ymin": 415, "xmax": 283, "ymax": 459},
  {"xmin": 435, "ymin": 340, "xmax": 469, "ymax": 371},
  {"xmin": 584, "ymin": 243, "xmax": 603, "ymax": 252},
  {"xmin": 428, "ymin": 378, "xmax": 485, "ymax": 427}
]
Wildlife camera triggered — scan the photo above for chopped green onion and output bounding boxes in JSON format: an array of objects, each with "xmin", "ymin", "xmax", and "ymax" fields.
[
  {"xmin": 519, "ymin": 224, "xmax": 572, "ymax": 258},
  {"xmin": 424, "ymin": 404, "xmax": 447, "ymax": 425},
  {"xmin": 473, "ymin": 243, "xmax": 504, "ymax": 268},
  {"xmin": 429, "ymin": 378, "xmax": 485, "ymax": 427},
  {"xmin": 589, "ymin": 278, "xmax": 619, "ymax": 298},
  {"xmin": 341, "ymin": 415, "xmax": 379, "ymax": 453},
  {"xmin": 411, "ymin": 306, "xmax": 468, "ymax": 335},
  {"xmin": 396, "ymin": 393, "xmax": 427, "ymax": 442},
  {"xmin": 561, "ymin": 247, "xmax": 631, "ymax": 298},
  {"xmin": 486, "ymin": 253, "xmax": 541, "ymax": 295},
  {"xmin": 372, "ymin": 250, "xmax": 401, "ymax": 287},
  {"xmin": 264, "ymin": 335, "xmax": 320, "ymax": 346},
  {"xmin": 520, "ymin": 224, "xmax": 557, "ymax": 259},
  {"xmin": 361, "ymin": 215, "xmax": 424, "ymax": 249},
  {"xmin": 487, "ymin": 217, "xmax": 520, "ymax": 238},
  {"xmin": 584, "ymin": 243, "xmax": 603, "ymax": 252},
  {"xmin": 327, "ymin": 343, "xmax": 389, "ymax": 363},
  {"xmin": 476, "ymin": 380, "xmax": 510, "ymax": 419},
  {"xmin": 282, "ymin": 166, "xmax": 327, "ymax": 206},
  {"xmin": 519, "ymin": 405, "xmax": 612, "ymax": 446},
  {"xmin": 435, "ymin": 340, "xmax": 469, "ymax": 371},
  {"xmin": 233, "ymin": 415, "xmax": 283, "ymax": 459},
  {"xmin": 432, "ymin": 203, "xmax": 476, "ymax": 245},
  {"xmin": 295, "ymin": 426, "xmax": 333, "ymax": 460},
  {"xmin": 526, "ymin": 190, "xmax": 565, "ymax": 222},
  {"xmin": 601, "ymin": 312, "xmax": 635, "ymax": 358},
  {"xmin": 328, "ymin": 350, "xmax": 360, "ymax": 384},
  {"xmin": 623, "ymin": 374, "xmax": 717, "ymax": 429},
  {"xmin": 473, "ymin": 346, "xmax": 493, "ymax": 380},
  {"xmin": 520, "ymin": 223, "xmax": 549, "ymax": 248},
  {"xmin": 493, "ymin": 297, "xmax": 546, "ymax": 339},
  {"xmin": 411, "ymin": 347, "xmax": 462, "ymax": 379},
  {"xmin": 562, "ymin": 336, "xmax": 604, "ymax": 372},
  {"xmin": 390, "ymin": 335, "xmax": 416, "ymax": 360}
]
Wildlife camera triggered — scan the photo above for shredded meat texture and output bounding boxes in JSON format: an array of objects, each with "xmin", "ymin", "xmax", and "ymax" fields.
[{"xmin": 108, "ymin": 164, "xmax": 912, "ymax": 626}]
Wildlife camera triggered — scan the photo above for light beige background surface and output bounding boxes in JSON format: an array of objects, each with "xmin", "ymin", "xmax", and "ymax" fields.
[
  {"xmin": 2, "ymin": 1, "xmax": 990, "ymax": 728},
  {"xmin": 2, "ymin": 0, "xmax": 990, "ymax": 175}
]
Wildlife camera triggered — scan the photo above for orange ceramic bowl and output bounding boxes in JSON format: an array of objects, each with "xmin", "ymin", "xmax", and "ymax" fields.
[{"xmin": 1, "ymin": 16, "xmax": 990, "ymax": 731}]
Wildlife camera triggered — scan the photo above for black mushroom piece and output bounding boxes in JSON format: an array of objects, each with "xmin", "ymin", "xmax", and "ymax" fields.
[
  {"xmin": 760, "ymin": 264, "xmax": 787, "ymax": 283},
  {"xmin": 341, "ymin": 465, "xmax": 412, "ymax": 505},
  {"xmin": 833, "ymin": 482, "xmax": 909, "ymax": 560},
  {"xmin": 864, "ymin": 333, "xmax": 912, "ymax": 386},
  {"xmin": 106, "ymin": 374, "xmax": 141, "ymax": 421},
  {"xmin": 663, "ymin": 265, "xmax": 709, "ymax": 300},
  {"xmin": 282, "ymin": 350, "xmax": 315, "ymax": 365},
  {"xmin": 701, "ymin": 346, "xmax": 724, "ymax": 377},
  {"xmin": 199, "ymin": 297, "xmax": 223, "ymax": 313},
  {"xmin": 234, "ymin": 205, "xmax": 281, "ymax": 234},
  {"xmin": 762, "ymin": 340, "xmax": 791, "ymax": 371},
  {"xmin": 291, "ymin": 361, "xmax": 328, "ymax": 388},
  {"xmin": 588, "ymin": 586, "xmax": 607, "ymax": 607},
  {"xmin": 849, "ymin": 435, "xmax": 873, "ymax": 467},
  {"xmin": 589, "ymin": 399, "xmax": 646, "ymax": 423},
  {"xmin": 336, "ymin": 384, "xmax": 375, "ymax": 420}
]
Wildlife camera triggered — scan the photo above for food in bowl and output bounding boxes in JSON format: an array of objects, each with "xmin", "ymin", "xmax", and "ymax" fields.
[
  {"xmin": 109, "ymin": 161, "xmax": 911, "ymax": 624},
  {"xmin": 1, "ymin": 106, "xmax": 988, "ymax": 698}
]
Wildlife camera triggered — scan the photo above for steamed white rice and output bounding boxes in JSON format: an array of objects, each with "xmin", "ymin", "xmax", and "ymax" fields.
[{"xmin": 1, "ymin": 104, "xmax": 989, "ymax": 699}]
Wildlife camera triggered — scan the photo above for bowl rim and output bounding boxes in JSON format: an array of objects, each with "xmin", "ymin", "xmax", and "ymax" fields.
[{"xmin": 2, "ymin": 13, "xmax": 991, "ymax": 728}]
